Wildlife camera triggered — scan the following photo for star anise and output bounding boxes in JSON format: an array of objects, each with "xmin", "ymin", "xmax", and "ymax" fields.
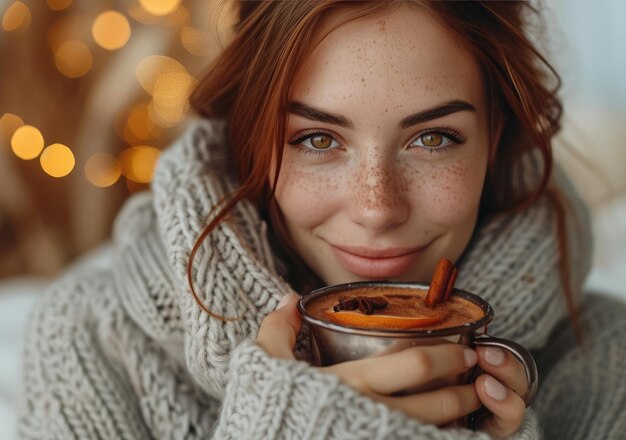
[{"xmin": 333, "ymin": 295, "xmax": 389, "ymax": 315}]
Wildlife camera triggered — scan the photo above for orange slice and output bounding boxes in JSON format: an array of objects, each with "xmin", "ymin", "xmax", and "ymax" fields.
[{"xmin": 323, "ymin": 309, "xmax": 447, "ymax": 330}]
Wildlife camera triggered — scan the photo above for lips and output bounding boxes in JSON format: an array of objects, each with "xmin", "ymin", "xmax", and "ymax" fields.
[{"xmin": 330, "ymin": 243, "xmax": 428, "ymax": 279}]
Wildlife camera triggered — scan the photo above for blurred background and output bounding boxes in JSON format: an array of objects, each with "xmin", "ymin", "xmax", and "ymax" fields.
[
  {"xmin": 0, "ymin": 0, "xmax": 625, "ymax": 437},
  {"xmin": 0, "ymin": 0, "xmax": 236, "ymax": 279}
]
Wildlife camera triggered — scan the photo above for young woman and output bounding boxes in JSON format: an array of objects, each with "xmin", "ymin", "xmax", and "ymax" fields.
[{"xmin": 19, "ymin": 1, "xmax": 626, "ymax": 439}]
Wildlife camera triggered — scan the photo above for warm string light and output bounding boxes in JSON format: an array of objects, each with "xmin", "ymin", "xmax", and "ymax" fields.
[
  {"xmin": 118, "ymin": 146, "xmax": 161, "ymax": 184},
  {"xmin": 55, "ymin": 40, "xmax": 93, "ymax": 78},
  {"xmin": 40, "ymin": 143, "xmax": 75, "ymax": 177},
  {"xmin": 181, "ymin": 26, "xmax": 213, "ymax": 57},
  {"xmin": 16, "ymin": 0, "xmax": 214, "ymax": 190},
  {"xmin": 163, "ymin": 4, "xmax": 188, "ymax": 26},
  {"xmin": 135, "ymin": 55, "xmax": 187, "ymax": 94},
  {"xmin": 135, "ymin": 56, "xmax": 197, "ymax": 127},
  {"xmin": 10, "ymin": 126, "xmax": 161, "ymax": 186},
  {"xmin": 11, "ymin": 125, "xmax": 44, "ymax": 160},
  {"xmin": 92, "ymin": 11, "xmax": 131, "ymax": 51},
  {"xmin": 8, "ymin": 121, "xmax": 76, "ymax": 178},
  {"xmin": 2, "ymin": 1, "xmax": 31, "ymax": 31},
  {"xmin": 84, "ymin": 153, "xmax": 121, "ymax": 187},
  {"xmin": 46, "ymin": 0, "xmax": 73, "ymax": 11},
  {"xmin": 151, "ymin": 71, "xmax": 197, "ymax": 126},
  {"xmin": 127, "ymin": 5, "xmax": 161, "ymax": 25},
  {"xmin": 127, "ymin": 4, "xmax": 187, "ymax": 26},
  {"xmin": 138, "ymin": 0, "xmax": 182, "ymax": 17},
  {"xmin": 125, "ymin": 103, "xmax": 163, "ymax": 142}
]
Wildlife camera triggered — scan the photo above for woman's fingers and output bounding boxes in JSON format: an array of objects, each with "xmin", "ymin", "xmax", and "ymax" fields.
[
  {"xmin": 377, "ymin": 384, "xmax": 481, "ymax": 426},
  {"xmin": 475, "ymin": 374, "xmax": 526, "ymax": 439},
  {"xmin": 255, "ymin": 293, "xmax": 301, "ymax": 359},
  {"xmin": 476, "ymin": 346, "xmax": 529, "ymax": 398},
  {"xmin": 324, "ymin": 344, "xmax": 477, "ymax": 395},
  {"xmin": 258, "ymin": 309, "xmax": 482, "ymax": 427}
]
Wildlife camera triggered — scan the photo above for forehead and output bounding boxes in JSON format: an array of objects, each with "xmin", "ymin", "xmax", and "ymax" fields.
[{"xmin": 291, "ymin": 6, "xmax": 485, "ymax": 124}]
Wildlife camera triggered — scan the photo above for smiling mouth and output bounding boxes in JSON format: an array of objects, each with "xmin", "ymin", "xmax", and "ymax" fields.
[{"xmin": 329, "ymin": 243, "xmax": 431, "ymax": 279}]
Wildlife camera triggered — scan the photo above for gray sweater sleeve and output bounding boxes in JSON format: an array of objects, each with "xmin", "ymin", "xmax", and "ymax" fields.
[
  {"xmin": 215, "ymin": 339, "xmax": 542, "ymax": 440},
  {"xmin": 18, "ymin": 272, "xmax": 154, "ymax": 440},
  {"xmin": 18, "ymin": 270, "xmax": 540, "ymax": 440}
]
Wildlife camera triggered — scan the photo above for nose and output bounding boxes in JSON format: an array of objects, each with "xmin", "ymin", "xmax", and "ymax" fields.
[{"xmin": 347, "ymin": 154, "xmax": 410, "ymax": 232}]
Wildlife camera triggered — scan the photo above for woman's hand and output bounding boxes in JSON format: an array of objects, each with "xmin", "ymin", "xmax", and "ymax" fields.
[
  {"xmin": 474, "ymin": 346, "xmax": 529, "ymax": 439},
  {"xmin": 256, "ymin": 293, "xmax": 482, "ymax": 426}
]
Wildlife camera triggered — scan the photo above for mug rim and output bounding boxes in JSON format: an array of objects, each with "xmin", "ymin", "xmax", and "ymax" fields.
[{"xmin": 297, "ymin": 281, "xmax": 494, "ymax": 338}]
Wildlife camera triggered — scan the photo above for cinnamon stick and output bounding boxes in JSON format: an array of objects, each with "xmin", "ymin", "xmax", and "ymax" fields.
[
  {"xmin": 443, "ymin": 267, "xmax": 458, "ymax": 302},
  {"xmin": 425, "ymin": 258, "xmax": 455, "ymax": 307}
]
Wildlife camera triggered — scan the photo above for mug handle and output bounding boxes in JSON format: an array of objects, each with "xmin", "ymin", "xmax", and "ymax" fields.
[
  {"xmin": 466, "ymin": 335, "xmax": 538, "ymax": 430},
  {"xmin": 474, "ymin": 335, "xmax": 538, "ymax": 406}
]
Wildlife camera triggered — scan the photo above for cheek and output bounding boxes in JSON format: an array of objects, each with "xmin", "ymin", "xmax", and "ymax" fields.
[
  {"xmin": 410, "ymin": 158, "xmax": 486, "ymax": 227},
  {"xmin": 274, "ymin": 161, "xmax": 344, "ymax": 230}
]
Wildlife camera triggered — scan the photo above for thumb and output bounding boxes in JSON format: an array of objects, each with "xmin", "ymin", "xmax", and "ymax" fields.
[{"xmin": 256, "ymin": 293, "xmax": 302, "ymax": 359}]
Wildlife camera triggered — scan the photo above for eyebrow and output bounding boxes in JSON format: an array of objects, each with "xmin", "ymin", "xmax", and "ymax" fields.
[{"xmin": 287, "ymin": 99, "xmax": 476, "ymax": 130}]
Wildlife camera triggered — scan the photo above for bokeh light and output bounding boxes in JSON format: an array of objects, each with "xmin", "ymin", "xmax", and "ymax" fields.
[
  {"xmin": 40, "ymin": 143, "xmax": 75, "ymax": 178},
  {"xmin": 2, "ymin": 1, "xmax": 31, "ymax": 32},
  {"xmin": 127, "ymin": 5, "xmax": 162, "ymax": 25},
  {"xmin": 55, "ymin": 40, "xmax": 93, "ymax": 78},
  {"xmin": 0, "ymin": 113, "xmax": 25, "ymax": 145},
  {"xmin": 128, "ymin": 2, "xmax": 186, "ymax": 25},
  {"xmin": 135, "ymin": 55, "xmax": 187, "ymax": 95},
  {"xmin": 46, "ymin": 0, "xmax": 73, "ymax": 11},
  {"xmin": 126, "ymin": 102, "xmax": 162, "ymax": 141},
  {"xmin": 11, "ymin": 125, "xmax": 44, "ymax": 160},
  {"xmin": 85, "ymin": 153, "xmax": 121, "ymax": 187},
  {"xmin": 181, "ymin": 27, "xmax": 213, "ymax": 57},
  {"xmin": 147, "ymin": 101, "xmax": 171, "ymax": 128},
  {"xmin": 151, "ymin": 71, "xmax": 197, "ymax": 125},
  {"xmin": 138, "ymin": 0, "xmax": 181, "ymax": 17},
  {"xmin": 92, "ymin": 11, "xmax": 131, "ymax": 51},
  {"xmin": 164, "ymin": 5, "xmax": 188, "ymax": 26},
  {"xmin": 118, "ymin": 146, "xmax": 161, "ymax": 183}
]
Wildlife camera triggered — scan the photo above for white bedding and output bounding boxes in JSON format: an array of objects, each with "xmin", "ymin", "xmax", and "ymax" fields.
[
  {"xmin": 0, "ymin": 281, "xmax": 42, "ymax": 440},
  {"xmin": 0, "ymin": 244, "xmax": 114, "ymax": 440}
]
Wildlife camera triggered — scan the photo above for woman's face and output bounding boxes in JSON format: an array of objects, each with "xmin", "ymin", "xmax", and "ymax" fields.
[{"xmin": 273, "ymin": 6, "xmax": 491, "ymax": 285}]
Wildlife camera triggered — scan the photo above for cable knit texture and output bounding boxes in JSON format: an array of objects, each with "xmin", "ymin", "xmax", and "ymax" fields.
[{"xmin": 18, "ymin": 118, "xmax": 626, "ymax": 439}]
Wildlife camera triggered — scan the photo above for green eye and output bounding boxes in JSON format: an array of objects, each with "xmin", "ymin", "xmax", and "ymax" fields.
[
  {"xmin": 420, "ymin": 133, "xmax": 443, "ymax": 147},
  {"xmin": 311, "ymin": 134, "xmax": 333, "ymax": 149}
]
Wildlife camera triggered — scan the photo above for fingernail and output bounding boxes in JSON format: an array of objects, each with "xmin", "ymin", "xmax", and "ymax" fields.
[
  {"xmin": 464, "ymin": 348, "xmax": 478, "ymax": 367},
  {"xmin": 485, "ymin": 347, "xmax": 506, "ymax": 366},
  {"xmin": 484, "ymin": 375, "xmax": 507, "ymax": 401},
  {"xmin": 275, "ymin": 294, "xmax": 292, "ymax": 310}
]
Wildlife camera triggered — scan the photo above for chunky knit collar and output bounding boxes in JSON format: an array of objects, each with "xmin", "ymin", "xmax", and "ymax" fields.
[{"xmin": 110, "ymin": 118, "xmax": 591, "ymax": 400}]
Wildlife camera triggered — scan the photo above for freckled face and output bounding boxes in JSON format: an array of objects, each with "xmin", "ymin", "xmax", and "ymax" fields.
[{"xmin": 272, "ymin": 6, "xmax": 490, "ymax": 285}]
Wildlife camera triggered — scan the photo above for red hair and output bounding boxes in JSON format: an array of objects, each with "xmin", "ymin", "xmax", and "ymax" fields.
[{"xmin": 187, "ymin": 1, "xmax": 578, "ymax": 334}]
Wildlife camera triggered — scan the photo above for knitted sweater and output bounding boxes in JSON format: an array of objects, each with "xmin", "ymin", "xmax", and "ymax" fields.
[{"xmin": 18, "ymin": 119, "xmax": 626, "ymax": 439}]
